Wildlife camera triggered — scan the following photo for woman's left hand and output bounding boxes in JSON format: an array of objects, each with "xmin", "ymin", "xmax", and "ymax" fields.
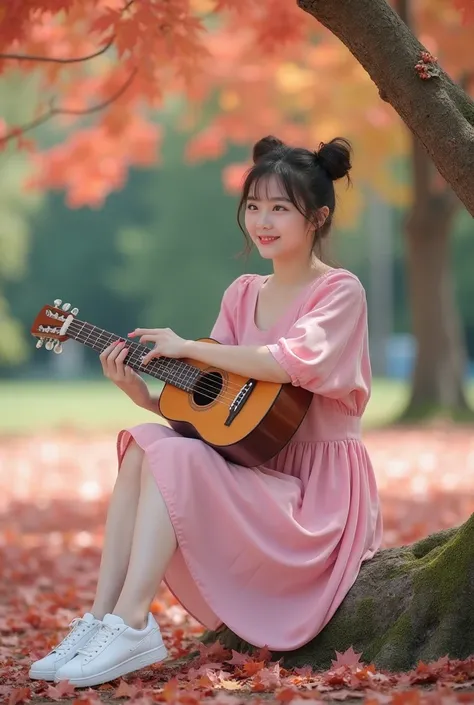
[{"xmin": 128, "ymin": 328, "xmax": 191, "ymax": 364}]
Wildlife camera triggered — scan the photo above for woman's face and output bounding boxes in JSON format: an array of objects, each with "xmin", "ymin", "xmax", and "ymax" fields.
[{"xmin": 244, "ymin": 175, "xmax": 314, "ymax": 261}]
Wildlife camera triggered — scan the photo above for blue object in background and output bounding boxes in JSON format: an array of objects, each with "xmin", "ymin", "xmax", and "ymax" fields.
[
  {"xmin": 385, "ymin": 334, "xmax": 473, "ymax": 380},
  {"xmin": 385, "ymin": 334, "xmax": 415, "ymax": 380}
]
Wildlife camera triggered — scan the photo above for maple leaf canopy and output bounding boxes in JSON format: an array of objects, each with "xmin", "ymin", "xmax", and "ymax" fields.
[{"xmin": 0, "ymin": 0, "xmax": 473, "ymax": 213}]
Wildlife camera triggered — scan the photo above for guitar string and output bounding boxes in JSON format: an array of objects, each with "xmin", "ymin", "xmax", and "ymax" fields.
[
  {"xmin": 46, "ymin": 310, "xmax": 264, "ymax": 401},
  {"xmin": 64, "ymin": 319, "xmax": 252, "ymax": 397},
  {"xmin": 69, "ymin": 329, "xmax": 239, "ymax": 408},
  {"xmin": 62, "ymin": 321, "xmax": 252, "ymax": 406},
  {"xmin": 67, "ymin": 323, "xmax": 249, "ymax": 401}
]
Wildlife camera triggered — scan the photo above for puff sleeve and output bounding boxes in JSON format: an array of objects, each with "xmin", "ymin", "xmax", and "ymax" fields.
[
  {"xmin": 266, "ymin": 272, "xmax": 370, "ymax": 401},
  {"xmin": 209, "ymin": 277, "xmax": 241, "ymax": 345}
]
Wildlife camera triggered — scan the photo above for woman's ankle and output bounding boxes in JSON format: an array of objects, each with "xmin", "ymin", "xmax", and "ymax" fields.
[
  {"xmin": 90, "ymin": 604, "xmax": 110, "ymax": 621},
  {"xmin": 111, "ymin": 606, "xmax": 148, "ymax": 630}
]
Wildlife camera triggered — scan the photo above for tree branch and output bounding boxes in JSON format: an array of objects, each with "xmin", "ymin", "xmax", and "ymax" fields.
[
  {"xmin": 0, "ymin": 0, "xmax": 134, "ymax": 65},
  {"xmin": 296, "ymin": 0, "xmax": 474, "ymax": 216},
  {"xmin": 0, "ymin": 35, "xmax": 115, "ymax": 64},
  {"xmin": 0, "ymin": 67, "xmax": 137, "ymax": 146}
]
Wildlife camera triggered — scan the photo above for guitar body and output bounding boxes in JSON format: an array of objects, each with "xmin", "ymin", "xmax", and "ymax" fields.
[{"xmin": 158, "ymin": 338, "xmax": 313, "ymax": 467}]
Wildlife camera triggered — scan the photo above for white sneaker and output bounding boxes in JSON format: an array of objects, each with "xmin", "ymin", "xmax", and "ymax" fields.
[
  {"xmin": 29, "ymin": 612, "xmax": 102, "ymax": 681},
  {"xmin": 54, "ymin": 612, "xmax": 168, "ymax": 688}
]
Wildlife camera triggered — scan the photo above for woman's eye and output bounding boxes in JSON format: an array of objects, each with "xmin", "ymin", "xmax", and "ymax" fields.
[{"xmin": 246, "ymin": 203, "xmax": 287, "ymax": 211}]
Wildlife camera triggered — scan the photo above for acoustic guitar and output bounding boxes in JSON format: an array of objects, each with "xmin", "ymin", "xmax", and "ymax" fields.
[{"xmin": 31, "ymin": 300, "xmax": 313, "ymax": 467}]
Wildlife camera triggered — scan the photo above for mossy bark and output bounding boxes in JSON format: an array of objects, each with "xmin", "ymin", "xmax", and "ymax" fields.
[{"xmin": 201, "ymin": 514, "xmax": 474, "ymax": 672}]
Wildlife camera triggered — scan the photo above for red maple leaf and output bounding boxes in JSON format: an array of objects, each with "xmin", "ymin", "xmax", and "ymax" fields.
[
  {"xmin": 113, "ymin": 679, "xmax": 141, "ymax": 698},
  {"xmin": 331, "ymin": 646, "xmax": 364, "ymax": 669},
  {"xmin": 242, "ymin": 660, "xmax": 266, "ymax": 676},
  {"xmin": 194, "ymin": 640, "xmax": 230, "ymax": 663},
  {"xmin": 253, "ymin": 663, "xmax": 282, "ymax": 689},
  {"xmin": 254, "ymin": 644, "xmax": 273, "ymax": 663},
  {"xmin": 226, "ymin": 649, "xmax": 254, "ymax": 666},
  {"xmin": 46, "ymin": 679, "xmax": 76, "ymax": 700}
]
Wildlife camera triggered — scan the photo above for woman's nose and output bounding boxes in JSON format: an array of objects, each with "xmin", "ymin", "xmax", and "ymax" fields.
[{"xmin": 257, "ymin": 211, "xmax": 272, "ymax": 228}]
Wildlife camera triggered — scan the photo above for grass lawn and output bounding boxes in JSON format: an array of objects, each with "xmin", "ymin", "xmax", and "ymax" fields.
[{"xmin": 0, "ymin": 377, "xmax": 421, "ymax": 435}]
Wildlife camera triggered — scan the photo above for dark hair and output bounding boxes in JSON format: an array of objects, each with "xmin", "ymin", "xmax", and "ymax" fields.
[{"xmin": 237, "ymin": 135, "xmax": 352, "ymax": 256}]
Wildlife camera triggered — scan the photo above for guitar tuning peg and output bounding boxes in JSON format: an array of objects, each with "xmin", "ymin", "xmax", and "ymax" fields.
[
  {"xmin": 71, "ymin": 307, "xmax": 79, "ymax": 315},
  {"xmin": 45, "ymin": 339, "xmax": 55, "ymax": 351},
  {"xmin": 36, "ymin": 339, "xmax": 44, "ymax": 349},
  {"xmin": 53, "ymin": 299, "xmax": 62, "ymax": 307},
  {"xmin": 53, "ymin": 342, "xmax": 63, "ymax": 354},
  {"xmin": 61, "ymin": 303, "xmax": 71, "ymax": 312}
]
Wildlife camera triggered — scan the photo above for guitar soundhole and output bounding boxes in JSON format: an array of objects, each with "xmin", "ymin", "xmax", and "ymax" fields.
[{"xmin": 192, "ymin": 371, "xmax": 224, "ymax": 407}]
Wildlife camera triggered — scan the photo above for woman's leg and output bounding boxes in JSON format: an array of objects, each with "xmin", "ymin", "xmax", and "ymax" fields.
[
  {"xmin": 90, "ymin": 441, "xmax": 145, "ymax": 619},
  {"xmin": 112, "ymin": 457, "xmax": 178, "ymax": 629}
]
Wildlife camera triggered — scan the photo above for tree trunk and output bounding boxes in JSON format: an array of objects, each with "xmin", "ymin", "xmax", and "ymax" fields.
[
  {"xmin": 200, "ymin": 513, "xmax": 474, "ymax": 672},
  {"xmin": 295, "ymin": 0, "xmax": 474, "ymax": 216},
  {"xmin": 402, "ymin": 139, "xmax": 470, "ymax": 419}
]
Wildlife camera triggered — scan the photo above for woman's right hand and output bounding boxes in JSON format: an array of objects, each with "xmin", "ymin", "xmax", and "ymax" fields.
[{"xmin": 100, "ymin": 339, "xmax": 151, "ymax": 409}]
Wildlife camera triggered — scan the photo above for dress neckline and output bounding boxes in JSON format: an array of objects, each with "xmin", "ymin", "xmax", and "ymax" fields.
[{"xmin": 251, "ymin": 269, "xmax": 338, "ymax": 333}]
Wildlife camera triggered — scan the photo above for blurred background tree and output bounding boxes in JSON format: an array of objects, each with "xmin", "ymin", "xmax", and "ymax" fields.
[
  {"xmin": 1, "ymin": 0, "xmax": 473, "ymax": 422},
  {"xmin": 0, "ymin": 72, "xmax": 44, "ymax": 364}
]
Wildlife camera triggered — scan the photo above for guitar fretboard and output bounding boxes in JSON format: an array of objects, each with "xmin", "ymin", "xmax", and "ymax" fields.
[{"xmin": 67, "ymin": 319, "xmax": 201, "ymax": 392}]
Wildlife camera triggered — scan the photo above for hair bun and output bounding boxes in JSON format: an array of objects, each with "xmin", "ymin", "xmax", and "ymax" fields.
[
  {"xmin": 316, "ymin": 137, "xmax": 352, "ymax": 181},
  {"xmin": 252, "ymin": 135, "xmax": 286, "ymax": 164}
]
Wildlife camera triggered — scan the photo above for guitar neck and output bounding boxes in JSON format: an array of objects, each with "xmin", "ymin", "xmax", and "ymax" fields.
[{"xmin": 67, "ymin": 318, "xmax": 201, "ymax": 392}]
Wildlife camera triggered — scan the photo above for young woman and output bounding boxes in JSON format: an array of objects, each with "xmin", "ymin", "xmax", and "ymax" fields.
[{"xmin": 29, "ymin": 135, "xmax": 383, "ymax": 688}]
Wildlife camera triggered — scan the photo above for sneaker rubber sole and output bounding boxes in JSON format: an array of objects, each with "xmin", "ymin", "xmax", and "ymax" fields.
[
  {"xmin": 29, "ymin": 667, "xmax": 56, "ymax": 681},
  {"xmin": 54, "ymin": 642, "xmax": 168, "ymax": 688}
]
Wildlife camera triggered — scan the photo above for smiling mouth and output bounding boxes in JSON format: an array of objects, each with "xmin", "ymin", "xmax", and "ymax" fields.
[{"xmin": 258, "ymin": 236, "xmax": 280, "ymax": 243}]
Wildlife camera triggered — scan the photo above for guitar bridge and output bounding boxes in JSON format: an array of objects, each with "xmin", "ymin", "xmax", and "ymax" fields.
[{"xmin": 224, "ymin": 379, "xmax": 257, "ymax": 426}]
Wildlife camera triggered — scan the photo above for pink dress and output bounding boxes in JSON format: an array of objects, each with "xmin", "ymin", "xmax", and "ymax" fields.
[{"xmin": 117, "ymin": 269, "xmax": 383, "ymax": 651}]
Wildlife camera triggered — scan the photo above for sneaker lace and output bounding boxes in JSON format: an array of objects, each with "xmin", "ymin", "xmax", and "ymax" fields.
[
  {"xmin": 77, "ymin": 623, "xmax": 120, "ymax": 659},
  {"xmin": 54, "ymin": 617, "xmax": 92, "ymax": 656}
]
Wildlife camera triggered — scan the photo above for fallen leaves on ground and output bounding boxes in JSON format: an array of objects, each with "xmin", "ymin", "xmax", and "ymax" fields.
[{"xmin": 1, "ymin": 426, "xmax": 474, "ymax": 705}]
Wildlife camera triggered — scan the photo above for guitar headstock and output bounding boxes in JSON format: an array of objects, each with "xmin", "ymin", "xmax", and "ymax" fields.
[{"xmin": 31, "ymin": 299, "xmax": 79, "ymax": 354}]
